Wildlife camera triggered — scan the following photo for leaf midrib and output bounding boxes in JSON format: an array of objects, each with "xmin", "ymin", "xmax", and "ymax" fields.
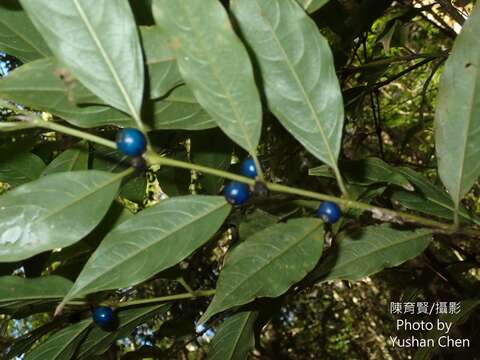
[
  {"xmin": 71, "ymin": 0, "xmax": 140, "ymax": 120},
  {"xmin": 322, "ymin": 229, "xmax": 432, "ymax": 280},
  {"xmin": 211, "ymin": 222, "xmax": 321, "ymax": 315},
  {"xmin": 32, "ymin": 171, "xmax": 122, "ymax": 226},
  {"xmin": 225, "ymin": 312, "xmax": 255, "ymax": 360},
  {"xmin": 179, "ymin": 1, "xmax": 256, "ymax": 153},
  {"xmin": 454, "ymin": 63, "xmax": 479, "ymax": 205},
  {"xmin": 251, "ymin": 0, "xmax": 338, "ymax": 168},
  {"xmin": 67, "ymin": 199, "xmax": 228, "ymax": 298},
  {"xmin": 0, "ymin": 16, "xmax": 49, "ymax": 59}
]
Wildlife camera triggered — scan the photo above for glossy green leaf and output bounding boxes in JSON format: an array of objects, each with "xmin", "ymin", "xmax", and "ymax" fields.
[
  {"xmin": 151, "ymin": 86, "xmax": 215, "ymax": 130},
  {"xmin": 42, "ymin": 144, "xmax": 89, "ymax": 175},
  {"xmin": 391, "ymin": 167, "xmax": 480, "ymax": 225},
  {"xmin": 91, "ymin": 144, "xmax": 147, "ymax": 202},
  {"xmin": 24, "ymin": 319, "xmax": 92, "ymax": 360},
  {"xmin": 0, "ymin": 58, "xmax": 135, "ymax": 128},
  {"xmin": 231, "ymin": 0, "xmax": 344, "ymax": 169},
  {"xmin": 238, "ymin": 209, "xmax": 279, "ymax": 240},
  {"xmin": 200, "ymin": 218, "xmax": 324, "ymax": 323},
  {"xmin": 309, "ymin": 158, "xmax": 413, "ymax": 190},
  {"xmin": 297, "ymin": 0, "xmax": 330, "ymax": 13},
  {"xmin": 435, "ymin": 4, "xmax": 480, "ymax": 213},
  {"xmin": 61, "ymin": 196, "xmax": 231, "ymax": 305},
  {"xmin": 20, "ymin": 0, "xmax": 144, "ymax": 119},
  {"xmin": 208, "ymin": 310, "xmax": 258, "ymax": 360},
  {"xmin": 153, "ymin": 0, "xmax": 262, "ymax": 153},
  {"xmin": 140, "ymin": 26, "xmax": 182, "ymax": 99},
  {"xmin": 0, "ymin": 170, "xmax": 122, "ymax": 262},
  {"xmin": 0, "ymin": 0, "xmax": 51, "ymax": 62},
  {"xmin": 312, "ymin": 225, "xmax": 432, "ymax": 283},
  {"xmin": 0, "ymin": 152, "xmax": 45, "ymax": 186},
  {"xmin": 77, "ymin": 304, "xmax": 170, "ymax": 359},
  {"xmin": 0, "ymin": 275, "xmax": 72, "ymax": 303}
]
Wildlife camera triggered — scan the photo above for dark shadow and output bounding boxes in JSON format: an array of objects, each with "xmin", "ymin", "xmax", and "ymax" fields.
[{"xmin": 0, "ymin": 0, "xmax": 22, "ymax": 11}]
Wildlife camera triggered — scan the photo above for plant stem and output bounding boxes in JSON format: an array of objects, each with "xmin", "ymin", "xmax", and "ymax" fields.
[
  {"xmin": 37, "ymin": 120, "xmax": 117, "ymax": 149},
  {"xmin": 332, "ymin": 165, "xmax": 349, "ymax": 198},
  {"xmin": 6, "ymin": 116, "xmax": 480, "ymax": 237},
  {"xmin": 111, "ymin": 290, "xmax": 216, "ymax": 308},
  {"xmin": 177, "ymin": 277, "xmax": 196, "ymax": 295},
  {"xmin": 147, "ymin": 152, "xmax": 480, "ymax": 237}
]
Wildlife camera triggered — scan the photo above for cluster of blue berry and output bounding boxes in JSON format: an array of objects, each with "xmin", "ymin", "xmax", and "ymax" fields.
[
  {"xmin": 96, "ymin": 129, "xmax": 343, "ymax": 331},
  {"xmin": 115, "ymin": 128, "xmax": 341, "ymax": 223}
]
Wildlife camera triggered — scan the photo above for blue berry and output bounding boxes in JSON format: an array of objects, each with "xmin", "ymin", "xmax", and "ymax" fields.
[
  {"xmin": 317, "ymin": 201, "xmax": 341, "ymax": 224},
  {"xmin": 240, "ymin": 158, "xmax": 257, "ymax": 178},
  {"xmin": 116, "ymin": 128, "xmax": 147, "ymax": 157},
  {"xmin": 92, "ymin": 306, "xmax": 115, "ymax": 330},
  {"xmin": 223, "ymin": 181, "xmax": 249, "ymax": 205}
]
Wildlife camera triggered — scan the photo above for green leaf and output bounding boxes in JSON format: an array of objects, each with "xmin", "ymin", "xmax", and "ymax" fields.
[
  {"xmin": 0, "ymin": 170, "xmax": 122, "ymax": 262},
  {"xmin": 0, "ymin": 58, "xmax": 134, "ymax": 128},
  {"xmin": 311, "ymin": 225, "xmax": 432, "ymax": 283},
  {"xmin": 153, "ymin": 0, "xmax": 262, "ymax": 153},
  {"xmin": 390, "ymin": 167, "xmax": 480, "ymax": 225},
  {"xmin": 297, "ymin": 0, "xmax": 330, "ymax": 13},
  {"xmin": 200, "ymin": 218, "xmax": 324, "ymax": 323},
  {"xmin": 76, "ymin": 304, "xmax": 170, "ymax": 359},
  {"xmin": 0, "ymin": 275, "xmax": 72, "ymax": 303},
  {"xmin": 151, "ymin": 85, "xmax": 215, "ymax": 131},
  {"xmin": 20, "ymin": 0, "xmax": 144, "ymax": 119},
  {"xmin": 309, "ymin": 158, "xmax": 413, "ymax": 190},
  {"xmin": 413, "ymin": 299, "xmax": 480, "ymax": 360},
  {"xmin": 140, "ymin": 26, "xmax": 182, "ymax": 99},
  {"xmin": 435, "ymin": 4, "xmax": 480, "ymax": 214},
  {"xmin": 0, "ymin": 152, "xmax": 45, "ymax": 186},
  {"xmin": 91, "ymin": 144, "xmax": 147, "ymax": 202},
  {"xmin": 0, "ymin": 0, "xmax": 51, "ymax": 62},
  {"xmin": 208, "ymin": 310, "xmax": 258, "ymax": 360},
  {"xmin": 42, "ymin": 144, "xmax": 89, "ymax": 175},
  {"xmin": 61, "ymin": 196, "xmax": 231, "ymax": 305},
  {"xmin": 24, "ymin": 319, "xmax": 92, "ymax": 360},
  {"xmin": 231, "ymin": 0, "xmax": 344, "ymax": 169},
  {"xmin": 238, "ymin": 209, "xmax": 279, "ymax": 240}
]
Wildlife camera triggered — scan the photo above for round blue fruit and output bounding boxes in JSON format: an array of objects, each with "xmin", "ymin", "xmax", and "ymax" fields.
[
  {"xmin": 223, "ymin": 181, "xmax": 249, "ymax": 205},
  {"xmin": 92, "ymin": 306, "xmax": 115, "ymax": 329},
  {"xmin": 116, "ymin": 128, "xmax": 147, "ymax": 157},
  {"xmin": 317, "ymin": 201, "xmax": 341, "ymax": 224},
  {"xmin": 240, "ymin": 158, "xmax": 257, "ymax": 178}
]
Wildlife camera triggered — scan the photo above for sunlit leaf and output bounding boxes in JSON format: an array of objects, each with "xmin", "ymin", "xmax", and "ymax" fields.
[
  {"xmin": 435, "ymin": 4, "xmax": 480, "ymax": 215},
  {"xmin": 20, "ymin": 0, "xmax": 144, "ymax": 119},
  {"xmin": 153, "ymin": 0, "xmax": 262, "ymax": 153},
  {"xmin": 208, "ymin": 310, "xmax": 258, "ymax": 360},
  {"xmin": 0, "ymin": 170, "xmax": 122, "ymax": 261},
  {"xmin": 61, "ymin": 196, "xmax": 230, "ymax": 305},
  {"xmin": 200, "ymin": 218, "xmax": 323, "ymax": 323},
  {"xmin": 0, "ymin": 0, "xmax": 51, "ymax": 62},
  {"xmin": 0, "ymin": 152, "xmax": 45, "ymax": 186},
  {"xmin": 311, "ymin": 225, "xmax": 432, "ymax": 283},
  {"xmin": 231, "ymin": 0, "xmax": 343, "ymax": 169}
]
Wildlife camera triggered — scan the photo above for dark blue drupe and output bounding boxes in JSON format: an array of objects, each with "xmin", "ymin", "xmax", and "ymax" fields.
[
  {"xmin": 116, "ymin": 128, "xmax": 147, "ymax": 157},
  {"xmin": 92, "ymin": 306, "xmax": 116, "ymax": 330},
  {"xmin": 317, "ymin": 201, "xmax": 341, "ymax": 224},
  {"xmin": 223, "ymin": 181, "xmax": 249, "ymax": 205},
  {"xmin": 240, "ymin": 157, "xmax": 258, "ymax": 178}
]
